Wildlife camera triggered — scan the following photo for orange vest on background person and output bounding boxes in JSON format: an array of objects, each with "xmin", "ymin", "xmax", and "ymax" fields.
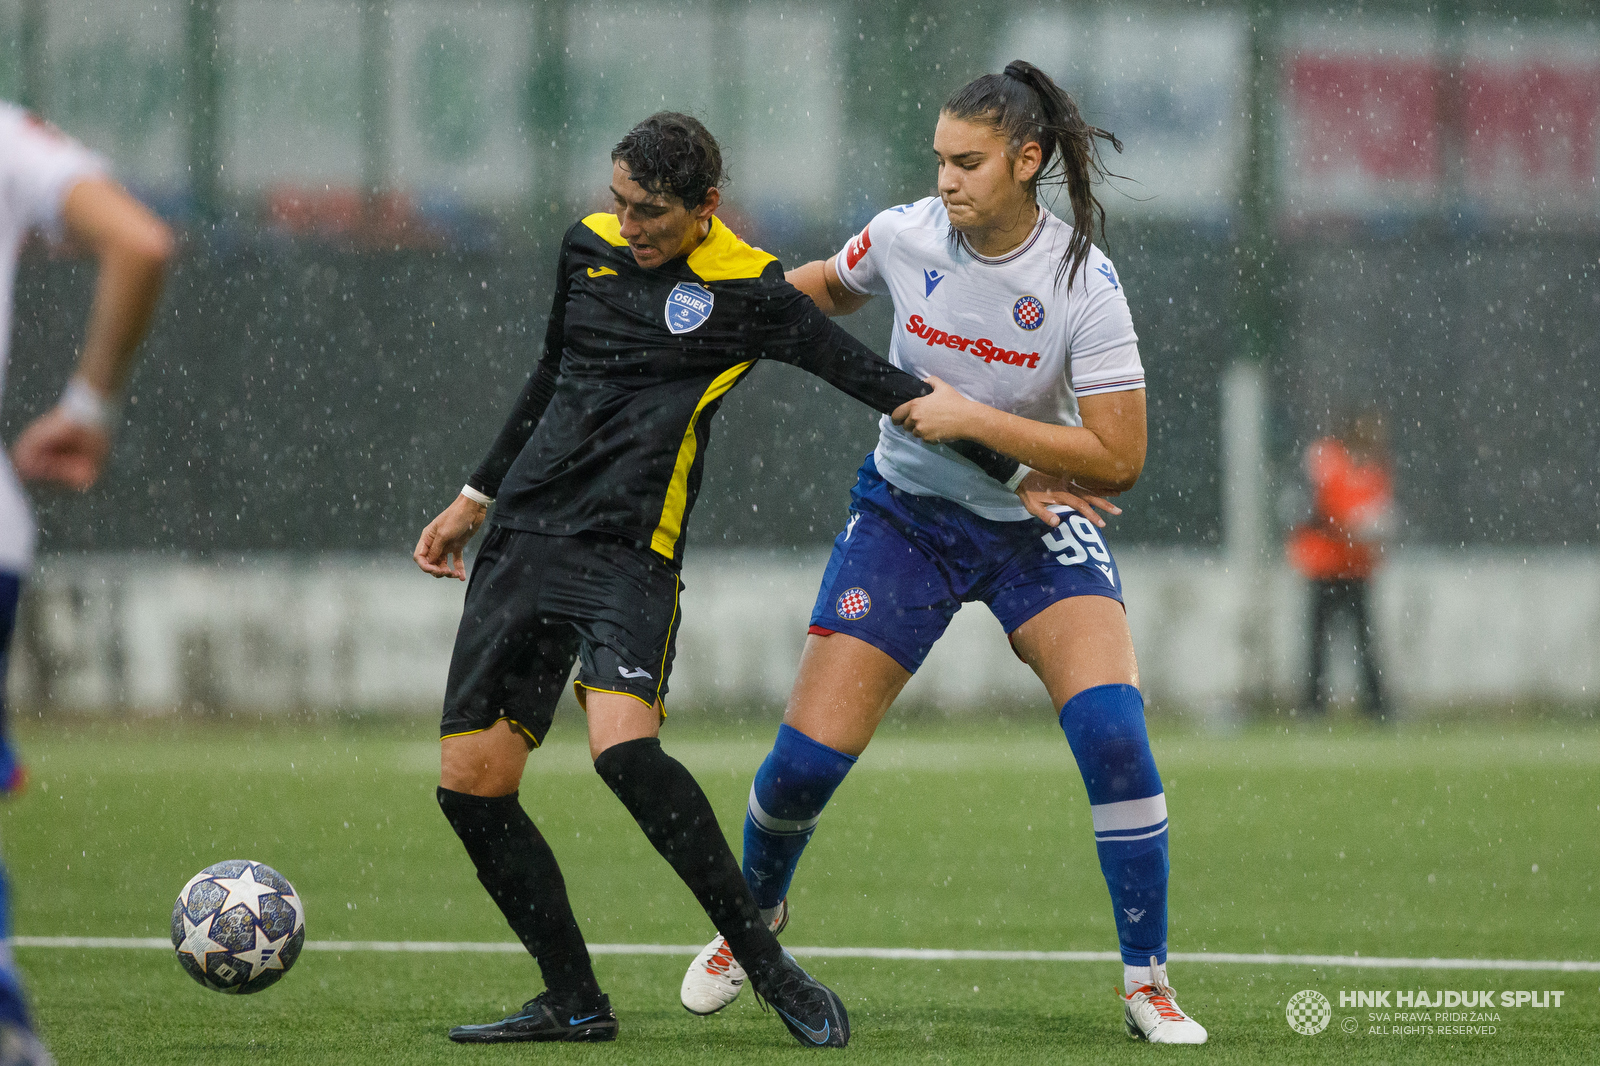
[{"xmin": 1286, "ymin": 437, "xmax": 1393, "ymax": 581}]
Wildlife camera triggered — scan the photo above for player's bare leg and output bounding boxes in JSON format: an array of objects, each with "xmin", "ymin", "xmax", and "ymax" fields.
[
  {"xmin": 439, "ymin": 718, "xmax": 533, "ymax": 797},
  {"xmin": 581, "ymin": 690, "xmax": 662, "ymax": 760},
  {"xmin": 1007, "ymin": 595, "xmax": 1138, "ymax": 707},
  {"xmin": 781, "ymin": 632, "xmax": 912, "ymax": 757},
  {"xmin": 1012, "ymin": 596, "xmax": 1206, "ymax": 1044}
]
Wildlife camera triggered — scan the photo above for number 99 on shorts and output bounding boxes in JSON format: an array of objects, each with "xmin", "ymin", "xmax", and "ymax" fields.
[{"xmin": 1040, "ymin": 512, "xmax": 1111, "ymax": 568}]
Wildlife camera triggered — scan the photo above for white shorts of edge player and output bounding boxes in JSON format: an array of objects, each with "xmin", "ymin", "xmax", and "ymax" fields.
[{"xmin": 833, "ymin": 196, "xmax": 1144, "ymax": 522}]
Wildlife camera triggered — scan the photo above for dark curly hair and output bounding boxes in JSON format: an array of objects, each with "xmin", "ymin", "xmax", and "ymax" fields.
[
  {"xmin": 611, "ymin": 112, "xmax": 724, "ymax": 209},
  {"xmin": 945, "ymin": 61, "xmax": 1123, "ymax": 289}
]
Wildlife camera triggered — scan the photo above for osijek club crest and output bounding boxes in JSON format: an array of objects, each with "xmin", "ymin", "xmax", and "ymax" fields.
[{"xmin": 665, "ymin": 283, "xmax": 714, "ymax": 335}]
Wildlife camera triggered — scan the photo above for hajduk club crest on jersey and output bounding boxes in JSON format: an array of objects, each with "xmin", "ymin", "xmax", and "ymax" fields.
[
  {"xmin": 665, "ymin": 282, "xmax": 714, "ymax": 334},
  {"xmin": 1012, "ymin": 295, "xmax": 1045, "ymax": 331}
]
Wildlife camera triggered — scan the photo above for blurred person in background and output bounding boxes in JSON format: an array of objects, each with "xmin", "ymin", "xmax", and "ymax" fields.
[
  {"xmin": 1286, "ymin": 413, "xmax": 1394, "ymax": 718},
  {"xmin": 0, "ymin": 104, "xmax": 173, "ymax": 1065}
]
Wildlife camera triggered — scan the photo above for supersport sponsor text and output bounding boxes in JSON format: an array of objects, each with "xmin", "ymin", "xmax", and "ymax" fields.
[{"xmin": 905, "ymin": 314, "xmax": 1040, "ymax": 368}]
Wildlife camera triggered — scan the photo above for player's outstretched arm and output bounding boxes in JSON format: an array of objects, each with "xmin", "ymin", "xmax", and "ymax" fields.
[
  {"xmin": 784, "ymin": 258, "xmax": 872, "ymax": 317},
  {"xmin": 12, "ymin": 177, "xmax": 173, "ymax": 490},
  {"xmin": 413, "ymin": 495, "xmax": 488, "ymax": 581}
]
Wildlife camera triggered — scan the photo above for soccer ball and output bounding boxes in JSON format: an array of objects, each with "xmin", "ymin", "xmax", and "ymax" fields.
[{"xmin": 171, "ymin": 859, "xmax": 306, "ymax": 993}]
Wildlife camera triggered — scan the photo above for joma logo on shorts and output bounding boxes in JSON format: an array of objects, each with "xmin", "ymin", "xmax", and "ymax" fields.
[{"xmin": 905, "ymin": 314, "xmax": 1039, "ymax": 368}]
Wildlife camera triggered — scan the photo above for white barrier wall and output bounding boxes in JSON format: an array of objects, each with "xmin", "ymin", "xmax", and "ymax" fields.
[{"xmin": 11, "ymin": 550, "xmax": 1599, "ymax": 717}]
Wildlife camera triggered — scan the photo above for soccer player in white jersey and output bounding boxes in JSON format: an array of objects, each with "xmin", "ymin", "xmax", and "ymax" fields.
[
  {"xmin": 680, "ymin": 62, "xmax": 1207, "ymax": 1043},
  {"xmin": 0, "ymin": 102, "xmax": 173, "ymax": 1064}
]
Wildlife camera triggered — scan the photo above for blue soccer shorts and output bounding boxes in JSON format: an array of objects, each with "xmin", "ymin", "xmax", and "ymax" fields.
[{"xmin": 807, "ymin": 455, "xmax": 1123, "ymax": 673}]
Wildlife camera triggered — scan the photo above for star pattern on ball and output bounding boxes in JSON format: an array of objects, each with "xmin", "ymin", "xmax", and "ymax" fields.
[
  {"xmin": 234, "ymin": 925, "xmax": 291, "ymax": 981},
  {"xmin": 177, "ymin": 912, "xmax": 227, "ymax": 974},
  {"xmin": 280, "ymin": 890, "xmax": 306, "ymax": 933},
  {"xmin": 212, "ymin": 864, "xmax": 280, "ymax": 919}
]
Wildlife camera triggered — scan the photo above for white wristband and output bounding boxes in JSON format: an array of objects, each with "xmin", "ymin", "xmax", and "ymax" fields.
[
  {"xmin": 460, "ymin": 484, "xmax": 494, "ymax": 506},
  {"xmin": 58, "ymin": 376, "xmax": 117, "ymax": 431},
  {"xmin": 1004, "ymin": 464, "xmax": 1032, "ymax": 492}
]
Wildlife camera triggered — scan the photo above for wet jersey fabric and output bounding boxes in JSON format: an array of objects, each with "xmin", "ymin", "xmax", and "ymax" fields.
[
  {"xmin": 0, "ymin": 102, "xmax": 105, "ymax": 571},
  {"xmin": 471, "ymin": 213, "xmax": 994, "ymax": 568},
  {"xmin": 807, "ymin": 455, "xmax": 1122, "ymax": 673},
  {"xmin": 833, "ymin": 196, "xmax": 1144, "ymax": 522}
]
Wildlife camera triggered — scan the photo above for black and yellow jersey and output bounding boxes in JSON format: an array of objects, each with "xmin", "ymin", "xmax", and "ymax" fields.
[{"xmin": 467, "ymin": 212, "xmax": 1016, "ymax": 568}]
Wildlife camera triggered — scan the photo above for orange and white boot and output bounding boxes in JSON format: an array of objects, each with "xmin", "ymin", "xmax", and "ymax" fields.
[
  {"xmin": 679, "ymin": 899, "xmax": 788, "ymax": 1015},
  {"xmin": 1124, "ymin": 957, "xmax": 1208, "ymax": 1044}
]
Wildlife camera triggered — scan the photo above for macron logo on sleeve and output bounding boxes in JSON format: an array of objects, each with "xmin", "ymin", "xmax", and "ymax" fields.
[
  {"xmin": 844, "ymin": 226, "xmax": 872, "ymax": 270},
  {"xmin": 1096, "ymin": 262, "xmax": 1119, "ymax": 290}
]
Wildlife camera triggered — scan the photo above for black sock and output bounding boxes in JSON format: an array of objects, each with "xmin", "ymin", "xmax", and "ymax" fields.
[
  {"xmin": 593, "ymin": 738, "xmax": 783, "ymax": 980},
  {"xmin": 436, "ymin": 787, "xmax": 603, "ymax": 1007}
]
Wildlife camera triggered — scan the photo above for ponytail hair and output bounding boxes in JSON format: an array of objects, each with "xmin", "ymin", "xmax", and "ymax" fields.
[{"xmin": 943, "ymin": 60, "xmax": 1123, "ymax": 288}]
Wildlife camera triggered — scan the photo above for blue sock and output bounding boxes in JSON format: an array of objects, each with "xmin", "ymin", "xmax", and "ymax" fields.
[
  {"xmin": 0, "ymin": 861, "xmax": 31, "ymax": 1030},
  {"xmin": 1059, "ymin": 684, "xmax": 1169, "ymax": 967},
  {"xmin": 741, "ymin": 724, "xmax": 857, "ymax": 910}
]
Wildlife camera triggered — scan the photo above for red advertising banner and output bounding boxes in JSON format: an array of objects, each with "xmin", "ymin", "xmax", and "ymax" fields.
[{"xmin": 1280, "ymin": 23, "xmax": 1600, "ymax": 222}]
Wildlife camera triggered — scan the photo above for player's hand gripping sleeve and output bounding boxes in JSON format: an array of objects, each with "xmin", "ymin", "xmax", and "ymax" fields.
[
  {"xmin": 466, "ymin": 241, "xmax": 571, "ymax": 499},
  {"xmin": 763, "ymin": 295, "xmax": 1024, "ymax": 487}
]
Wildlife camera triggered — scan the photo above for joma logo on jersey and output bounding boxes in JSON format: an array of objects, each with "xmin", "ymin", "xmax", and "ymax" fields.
[
  {"xmin": 665, "ymin": 283, "xmax": 714, "ymax": 334},
  {"xmin": 844, "ymin": 226, "xmax": 872, "ymax": 270},
  {"xmin": 905, "ymin": 314, "xmax": 1039, "ymax": 368}
]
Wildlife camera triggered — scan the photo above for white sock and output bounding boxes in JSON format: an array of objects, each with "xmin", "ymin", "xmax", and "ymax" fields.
[
  {"xmin": 1124, "ymin": 961, "xmax": 1162, "ymax": 993},
  {"xmin": 758, "ymin": 904, "xmax": 784, "ymax": 928}
]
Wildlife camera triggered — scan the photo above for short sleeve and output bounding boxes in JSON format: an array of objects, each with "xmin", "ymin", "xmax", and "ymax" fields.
[
  {"xmin": 1068, "ymin": 250, "xmax": 1144, "ymax": 397},
  {"xmin": 0, "ymin": 109, "xmax": 107, "ymax": 238},
  {"xmin": 831, "ymin": 209, "xmax": 904, "ymax": 297}
]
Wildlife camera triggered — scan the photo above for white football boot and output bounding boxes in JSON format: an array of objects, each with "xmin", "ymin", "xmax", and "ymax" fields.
[
  {"xmin": 680, "ymin": 899, "xmax": 788, "ymax": 1015},
  {"xmin": 1124, "ymin": 957, "xmax": 1208, "ymax": 1044}
]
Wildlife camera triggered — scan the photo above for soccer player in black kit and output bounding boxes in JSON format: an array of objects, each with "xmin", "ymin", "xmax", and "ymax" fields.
[{"xmin": 413, "ymin": 113, "xmax": 1033, "ymax": 1048}]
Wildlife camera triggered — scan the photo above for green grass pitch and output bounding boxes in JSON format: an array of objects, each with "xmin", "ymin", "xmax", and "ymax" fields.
[{"xmin": 4, "ymin": 713, "xmax": 1595, "ymax": 1064}]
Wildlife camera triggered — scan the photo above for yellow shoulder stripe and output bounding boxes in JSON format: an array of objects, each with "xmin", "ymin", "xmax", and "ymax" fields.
[
  {"xmin": 581, "ymin": 212, "xmax": 628, "ymax": 246},
  {"xmin": 650, "ymin": 360, "xmax": 756, "ymax": 559},
  {"xmin": 687, "ymin": 217, "xmax": 777, "ymax": 282}
]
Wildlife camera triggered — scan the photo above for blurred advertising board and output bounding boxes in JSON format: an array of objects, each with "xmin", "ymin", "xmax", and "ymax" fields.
[
  {"xmin": 994, "ymin": 7, "xmax": 1249, "ymax": 221},
  {"xmin": 26, "ymin": 0, "xmax": 187, "ymax": 200},
  {"xmin": 0, "ymin": 1, "xmax": 22, "ymax": 103},
  {"xmin": 1281, "ymin": 16, "xmax": 1600, "ymax": 223},
  {"xmin": 386, "ymin": 1, "xmax": 534, "ymax": 205},
  {"xmin": 220, "ymin": 0, "xmax": 366, "ymax": 196},
  {"xmin": 562, "ymin": 1, "xmax": 843, "ymax": 217}
]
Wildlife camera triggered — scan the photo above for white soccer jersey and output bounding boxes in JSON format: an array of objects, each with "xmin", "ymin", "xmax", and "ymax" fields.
[
  {"xmin": 833, "ymin": 196, "xmax": 1143, "ymax": 521},
  {"xmin": 0, "ymin": 102, "xmax": 105, "ymax": 571}
]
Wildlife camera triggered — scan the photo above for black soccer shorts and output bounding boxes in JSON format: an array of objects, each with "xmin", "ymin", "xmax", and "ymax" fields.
[{"xmin": 439, "ymin": 526, "xmax": 682, "ymax": 745}]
